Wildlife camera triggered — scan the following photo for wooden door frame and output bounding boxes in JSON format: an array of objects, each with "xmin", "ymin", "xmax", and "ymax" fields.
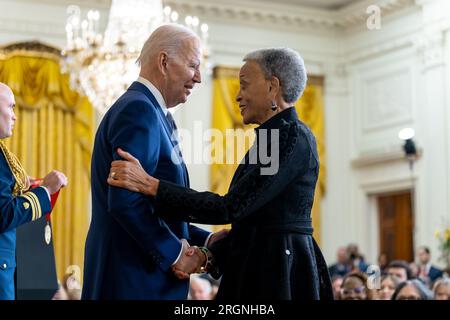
[
  {"xmin": 377, "ymin": 191, "xmax": 415, "ymax": 262},
  {"xmin": 360, "ymin": 177, "xmax": 417, "ymax": 265}
]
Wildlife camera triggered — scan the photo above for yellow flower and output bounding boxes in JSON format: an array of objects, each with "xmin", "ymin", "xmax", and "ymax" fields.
[
  {"xmin": 445, "ymin": 229, "xmax": 450, "ymax": 241},
  {"xmin": 435, "ymin": 229, "xmax": 441, "ymax": 238}
]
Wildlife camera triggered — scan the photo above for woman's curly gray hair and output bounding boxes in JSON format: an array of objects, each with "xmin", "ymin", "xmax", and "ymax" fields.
[{"xmin": 243, "ymin": 48, "xmax": 307, "ymax": 104}]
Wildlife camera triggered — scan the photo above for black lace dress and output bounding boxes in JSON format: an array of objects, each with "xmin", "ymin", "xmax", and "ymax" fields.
[{"xmin": 155, "ymin": 107, "xmax": 333, "ymax": 300}]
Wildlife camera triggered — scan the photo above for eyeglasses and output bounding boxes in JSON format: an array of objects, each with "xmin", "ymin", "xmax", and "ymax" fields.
[{"xmin": 340, "ymin": 287, "xmax": 366, "ymax": 295}]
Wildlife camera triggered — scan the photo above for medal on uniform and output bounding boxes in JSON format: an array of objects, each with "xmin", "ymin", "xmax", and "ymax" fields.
[
  {"xmin": 29, "ymin": 179, "xmax": 60, "ymax": 245},
  {"xmin": 44, "ymin": 215, "xmax": 52, "ymax": 245},
  {"xmin": 44, "ymin": 190, "xmax": 60, "ymax": 245}
]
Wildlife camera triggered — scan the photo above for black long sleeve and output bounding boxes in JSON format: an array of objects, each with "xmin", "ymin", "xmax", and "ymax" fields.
[{"xmin": 156, "ymin": 120, "xmax": 313, "ymax": 225}]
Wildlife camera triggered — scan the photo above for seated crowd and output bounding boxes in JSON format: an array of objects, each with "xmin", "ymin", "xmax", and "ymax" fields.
[
  {"xmin": 52, "ymin": 243, "xmax": 449, "ymax": 300},
  {"xmin": 328, "ymin": 244, "xmax": 450, "ymax": 300}
]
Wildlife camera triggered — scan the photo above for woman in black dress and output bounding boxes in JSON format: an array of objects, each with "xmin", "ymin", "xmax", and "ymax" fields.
[{"xmin": 108, "ymin": 48, "xmax": 333, "ymax": 300}]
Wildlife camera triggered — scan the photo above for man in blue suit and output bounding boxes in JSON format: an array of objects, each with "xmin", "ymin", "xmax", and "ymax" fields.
[
  {"xmin": 82, "ymin": 24, "xmax": 224, "ymax": 300},
  {"xmin": 0, "ymin": 82, "xmax": 68, "ymax": 300},
  {"xmin": 417, "ymin": 246, "xmax": 443, "ymax": 284}
]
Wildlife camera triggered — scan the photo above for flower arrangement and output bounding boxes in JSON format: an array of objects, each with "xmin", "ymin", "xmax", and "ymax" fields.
[{"xmin": 435, "ymin": 226, "xmax": 450, "ymax": 271}]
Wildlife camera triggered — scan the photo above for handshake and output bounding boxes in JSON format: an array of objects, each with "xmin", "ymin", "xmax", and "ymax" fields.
[{"xmin": 171, "ymin": 229, "xmax": 228, "ymax": 280}]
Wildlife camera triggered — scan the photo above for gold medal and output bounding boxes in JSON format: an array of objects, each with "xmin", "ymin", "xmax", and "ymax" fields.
[{"xmin": 44, "ymin": 222, "xmax": 51, "ymax": 245}]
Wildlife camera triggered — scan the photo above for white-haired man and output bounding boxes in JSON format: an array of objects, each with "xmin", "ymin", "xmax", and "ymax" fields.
[
  {"xmin": 82, "ymin": 24, "xmax": 226, "ymax": 300},
  {"xmin": 189, "ymin": 275, "xmax": 213, "ymax": 300}
]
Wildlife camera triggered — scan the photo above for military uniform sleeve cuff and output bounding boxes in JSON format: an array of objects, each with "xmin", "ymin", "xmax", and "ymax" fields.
[
  {"xmin": 40, "ymin": 186, "xmax": 51, "ymax": 201},
  {"xmin": 171, "ymin": 243, "xmax": 183, "ymax": 266},
  {"xmin": 22, "ymin": 187, "xmax": 52, "ymax": 220}
]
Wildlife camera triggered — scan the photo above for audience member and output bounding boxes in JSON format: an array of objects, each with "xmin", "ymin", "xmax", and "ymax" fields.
[
  {"xmin": 328, "ymin": 247, "xmax": 351, "ymax": 277},
  {"xmin": 432, "ymin": 278, "xmax": 450, "ymax": 300},
  {"xmin": 339, "ymin": 272, "xmax": 372, "ymax": 300},
  {"xmin": 331, "ymin": 275, "xmax": 343, "ymax": 300},
  {"xmin": 416, "ymin": 246, "xmax": 443, "ymax": 283},
  {"xmin": 386, "ymin": 260, "xmax": 413, "ymax": 282},
  {"xmin": 346, "ymin": 244, "xmax": 368, "ymax": 272},
  {"xmin": 378, "ymin": 253, "xmax": 388, "ymax": 273},
  {"xmin": 377, "ymin": 274, "xmax": 400, "ymax": 300},
  {"xmin": 391, "ymin": 279, "xmax": 432, "ymax": 300},
  {"xmin": 52, "ymin": 271, "xmax": 81, "ymax": 300},
  {"xmin": 189, "ymin": 275, "xmax": 213, "ymax": 300}
]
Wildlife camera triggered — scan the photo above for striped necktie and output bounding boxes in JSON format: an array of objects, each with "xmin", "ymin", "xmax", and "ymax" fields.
[
  {"xmin": 165, "ymin": 111, "xmax": 189, "ymax": 186},
  {"xmin": 165, "ymin": 112, "xmax": 183, "ymax": 160},
  {"xmin": 165, "ymin": 111, "xmax": 178, "ymax": 133}
]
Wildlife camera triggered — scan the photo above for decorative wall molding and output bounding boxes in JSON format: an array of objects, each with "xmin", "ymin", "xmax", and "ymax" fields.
[
  {"xmin": 0, "ymin": 18, "xmax": 65, "ymax": 38},
  {"xmin": 165, "ymin": 0, "xmax": 335, "ymax": 29},
  {"xmin": 359, "ymin": 175, "xmax": 416, "ymax": 194},
  {"xmin": 10, "ymin": 0, "xmax": 417, "ymax": 30},
  {"xmin": 351, "ymin": 148, "xmax": 422, "ymax": 168},
  {"xmin": 416, "ymin": 32, "xmax": 446, "ymax": 69},
  {"xmin": 412, "ymin": 0, "xmax": 450, "ymax": 69},
  {"xmin": 322, "ymin": 63, "xmax": 349, "ymax": 95},
  {"xmin": 0, "ymin": 0, "xmax": 110, "ymax": 42},
  {"xmin": 342, "ymin": 20, "xmax": 448, "ymax": 66},
  {"xmin": 350, "ymin": 47, "xmax": 418, "ymax": 159},
  {"xmin": 165, "ymin": 0, "xmax": 417, "ymax": 30},
  {"xmin": 411, "ymin": 28, "xmax": 449, "ymax": 70},
  {"xmin": 362, "ymin": 68, "xmax": 412, "ymax": 132},
  {"xmin": 335, "ymin": 0, "xmax": 416, "ymax": 27},
  {"xmin": 343, "ymin": 36, "xmax": 414, "ymax": 63},
  {"xmin": 9, "ymin": 0, "xmax": 111, "ymax": 9}
]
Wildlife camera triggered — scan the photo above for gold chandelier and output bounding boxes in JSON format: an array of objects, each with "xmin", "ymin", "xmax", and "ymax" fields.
[{"xmin": 61, "ymin": 0, "xmax": 209, "ymax": 116}]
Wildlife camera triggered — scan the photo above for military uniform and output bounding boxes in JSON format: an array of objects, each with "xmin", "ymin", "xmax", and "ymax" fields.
[{"xmin": 0, "ymin": 142, "xmax": 51, "ymax": 300}]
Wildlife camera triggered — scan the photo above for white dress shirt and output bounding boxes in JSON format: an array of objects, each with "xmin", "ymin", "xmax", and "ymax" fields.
[{"xmin": 136, "ymin": 77, "xmax": 168, "ymax": 116}]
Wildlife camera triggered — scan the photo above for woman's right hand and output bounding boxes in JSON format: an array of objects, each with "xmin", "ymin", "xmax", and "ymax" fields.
[{"xmin": 107, "ymin": 148, "xmax": 159, "ymax": 196}]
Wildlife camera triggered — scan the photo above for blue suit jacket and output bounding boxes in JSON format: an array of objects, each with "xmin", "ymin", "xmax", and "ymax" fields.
[
  {"xmin": 0, "ymin": 151, "xmax": 51, "ymax": 300},
  {"xmin": 428, "ymin": 266, "xmax": 443, "ymax": 282},
  {"xmin": 82, "ymin": 81, "xmax": 209, "ymax": 300}
]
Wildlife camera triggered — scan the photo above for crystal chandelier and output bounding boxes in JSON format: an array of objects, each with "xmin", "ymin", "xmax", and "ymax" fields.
[{"xmin": 61, "ymin": 0, "xmax": 209, "ymax": 116}]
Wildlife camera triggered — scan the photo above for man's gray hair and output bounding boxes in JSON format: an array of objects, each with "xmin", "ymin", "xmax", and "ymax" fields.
[
  {"xmin": 137, "ymin": 24, "xmax": 200, "ymax": 67},
  {"xmin": 243, "ymin": 48, "xmax": 307, "ymax": 104}
]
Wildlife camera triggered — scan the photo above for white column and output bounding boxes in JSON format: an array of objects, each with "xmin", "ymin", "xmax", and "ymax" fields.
[
  {"xmin": 321, "ymin": 63, "xmax": 353, "ymax": 262},
  {"xmin": 414, "ymin": 0, "xmax": 450, "ymax": 266}
]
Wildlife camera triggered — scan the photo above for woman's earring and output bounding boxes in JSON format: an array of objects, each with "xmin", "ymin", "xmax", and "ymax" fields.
[{"xmin": 271, "ymin": 101, "xmax": 277, "ymax": 111}]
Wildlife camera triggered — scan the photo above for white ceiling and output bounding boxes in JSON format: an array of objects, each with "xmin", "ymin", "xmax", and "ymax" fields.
[
  {"xmin": 242, "ymin": 0, "xmax": 359, "ymax": 10},
  {"xmin": 39, "ymin": 0, "xmax": 361, "ymax": 11}
]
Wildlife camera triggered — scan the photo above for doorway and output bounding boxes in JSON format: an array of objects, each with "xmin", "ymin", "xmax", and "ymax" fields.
[{"xmin": 377, "ymin": 190, "xmax": 414, "ymax": 262}]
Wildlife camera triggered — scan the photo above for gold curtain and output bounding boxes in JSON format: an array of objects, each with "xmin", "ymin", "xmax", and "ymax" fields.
[
  {"xmin": 294, "ymin": 79, "xmax": 326, "ymax": 244},
  {"xmin": 210, "ymin": 66, "xmax": 326, "ymax": 244},
  {"xmin": 0, "ymin": 45, "xmax": 94, "ymax": 282},
  {"xmin": 210, "ymin": 67, "xmax": 255, "ymax": 198}
]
